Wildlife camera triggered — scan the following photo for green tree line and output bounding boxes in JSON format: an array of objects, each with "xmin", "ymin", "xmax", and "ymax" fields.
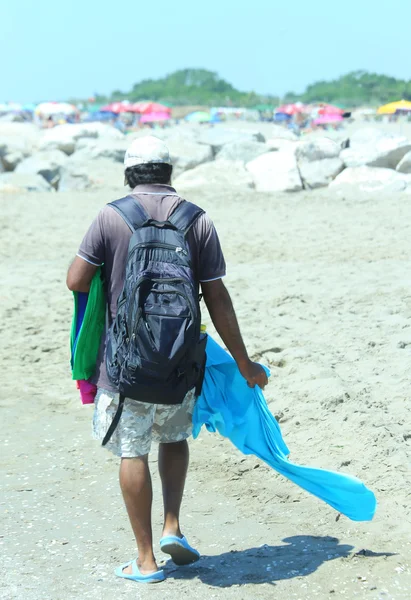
[
  {"xmin": 92, "ymin": 69, "xmax": 411, "ymax": 109},
  {"xmin": 284, "ymin": 71, "xmax": 411, "ymax": 108},
  {"xmin": 95, "ymin": 68, "xmax": 278, "ymax": 107}
]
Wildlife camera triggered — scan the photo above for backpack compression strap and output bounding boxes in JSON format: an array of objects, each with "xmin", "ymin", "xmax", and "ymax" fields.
[
  {"xmin": 102, "ymin": 394, "xmax": 125, "ymax": 446},
  {"xmin": 108, "ymin": 196, "xmax": 149, "ymax": 233},
  {"xmin": 168, "ymin": 200, "xmax": 204, "ymax": 236}
]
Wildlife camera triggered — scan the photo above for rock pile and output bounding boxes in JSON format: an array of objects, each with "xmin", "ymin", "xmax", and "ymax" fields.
[{"xmin": 1, "ymin": 123, "xmax": 411, "ymax": 194}]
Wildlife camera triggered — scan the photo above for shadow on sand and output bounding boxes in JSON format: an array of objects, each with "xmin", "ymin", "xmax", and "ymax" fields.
[{"xmin": 164, "ymin": 535, "xmax": 395, "ymax": 588}]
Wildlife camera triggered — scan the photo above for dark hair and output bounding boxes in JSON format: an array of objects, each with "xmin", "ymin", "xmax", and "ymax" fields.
[{"xmin": 125, "ymin": 162, "xmax": 173, "ymax": 188}]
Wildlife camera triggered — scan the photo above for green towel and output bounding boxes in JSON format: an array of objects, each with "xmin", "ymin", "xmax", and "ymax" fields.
[{"xmin": 70, "ymin": 268, "xmax": 106, "ymax": 380}]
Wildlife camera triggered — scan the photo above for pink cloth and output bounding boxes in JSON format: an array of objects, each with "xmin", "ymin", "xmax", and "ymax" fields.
[{"xmin": 76, "ymin": 380, "xmax": 97, "ymax": 405}]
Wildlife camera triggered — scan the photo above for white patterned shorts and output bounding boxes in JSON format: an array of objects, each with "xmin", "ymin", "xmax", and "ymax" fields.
[{"xmin": 92, "ymin": 388, "xmax": 197, "ymax": 458}]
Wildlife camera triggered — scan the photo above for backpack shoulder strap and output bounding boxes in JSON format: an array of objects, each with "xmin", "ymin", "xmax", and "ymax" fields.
[
  {"xmin": 168, "ymin": 200, "xmax": 205, "ymax": 236},
  {"xmin": 108, "ymin": 195, "xmax": 149, "ymax": 233}
]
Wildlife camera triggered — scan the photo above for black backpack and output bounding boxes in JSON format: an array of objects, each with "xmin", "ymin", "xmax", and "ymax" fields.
[{"xmin": 102, "ymin": 195, "xmax": 207, "ymax": 446}]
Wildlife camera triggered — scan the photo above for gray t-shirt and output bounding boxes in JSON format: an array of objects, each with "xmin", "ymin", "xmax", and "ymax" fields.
[{"xmin": 77, "ymin": 183, "xmax": 226, "ymax": 392}]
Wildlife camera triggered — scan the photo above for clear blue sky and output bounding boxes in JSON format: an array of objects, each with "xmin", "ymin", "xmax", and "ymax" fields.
[{"xmin": 3, "ymin": 0, "xmax": 411, "ymax": 103}]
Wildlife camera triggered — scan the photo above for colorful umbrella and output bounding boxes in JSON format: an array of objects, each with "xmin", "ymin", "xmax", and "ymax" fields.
[
  {"xmin": 185, "ymin": 111, "xmax": 212, "ymax": 123},
  {"xmin": 313, "ymin": 114, "xmax": 344, "ymax": 125},
  {"xmin": 139, "ymin": 111, "xmax": 171, "ymax": 123},
  {"xmin": 317, "ymin": 104, "xmax": 344, "ymax": 116},
  {"xmin": 276, "ymin": 103, "xmax": 307, "ymax": 116},
  {"xmin": 132, "ymin": 101, "xmax": 171, "ymax": 115},
  {"xmin": 35, "ymin": 102, "xmax": 78, "ymax": 116},
  {"xmin": 100, "ymin": 102, "xmax": 131, "ymax": 114},
  {"xmin": 377, "ymin": 100, "xmax": 411, "ymax": 115}
]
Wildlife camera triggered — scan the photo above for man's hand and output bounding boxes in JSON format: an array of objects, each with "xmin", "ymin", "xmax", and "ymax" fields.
[{"xmin": 238, "ymin": 359, "xmax": 268, "ymax": 390}]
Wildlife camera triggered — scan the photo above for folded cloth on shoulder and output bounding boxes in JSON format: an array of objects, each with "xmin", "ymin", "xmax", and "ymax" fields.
[{"xmin": 193, "ymin": 336, "xmax": 377, "ymax": 522}]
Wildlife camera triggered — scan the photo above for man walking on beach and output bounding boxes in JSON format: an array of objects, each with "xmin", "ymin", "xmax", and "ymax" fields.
[{"xmin": 67, "ymin": 136, "xmax": 267, "ymax": 583}]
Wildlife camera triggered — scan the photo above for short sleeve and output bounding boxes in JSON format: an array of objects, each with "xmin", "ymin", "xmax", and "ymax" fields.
[
  {"xmin": 192, "ymin": 213, "xmax": 226, "ymax": 282},
  {"xmin": 77, "ymin": 210, "xmax": 105, "ymax": 266}
]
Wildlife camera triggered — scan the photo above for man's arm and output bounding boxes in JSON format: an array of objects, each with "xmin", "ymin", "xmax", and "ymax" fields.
[
  {"xmin": 66, "ymin": 256, "xmax": 98, "ymax": 292},
  {"xmin": 201, "ymin": 278, "xmax": 268, "ymax": 390}
]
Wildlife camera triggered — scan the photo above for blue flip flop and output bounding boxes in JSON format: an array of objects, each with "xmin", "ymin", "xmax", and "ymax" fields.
[
  {"xmin": 115, "ymin": 559, "xmax": 165, "ymax": 583},
  {"xmin": 160, "ymin": 535, "xmax": 200, "ymax": 566}
]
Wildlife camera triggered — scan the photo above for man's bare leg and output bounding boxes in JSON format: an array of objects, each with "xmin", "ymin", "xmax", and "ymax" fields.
[
  {"xmin": 119, "ymin": 456, "xmax": 159, "ymax": 574},
  {"xmin": 159, "ymin": 440, "xmax": 189, "ymax": 537}
]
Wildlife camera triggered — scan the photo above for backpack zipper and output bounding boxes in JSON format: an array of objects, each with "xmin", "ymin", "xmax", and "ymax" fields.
[{"xmin": 128, "ymin": 242, "xmax": 188, "ymax": 260}]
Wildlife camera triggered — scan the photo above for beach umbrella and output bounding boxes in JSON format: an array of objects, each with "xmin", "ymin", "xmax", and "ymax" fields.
[
  {"xmin": 312, "ymin": 114, "xmax": 344, "ymax": 125},
  {"xmin": 377, "ymin": 100, "xmax": 411, "ymax": 115},
  {"xmin": 140, "ymin": 111, "xmax": 171, "ymax": 123},
  {"xmin": 317, "ymin": 104, "xmax": 344, "ymax": 116},
  {"xmin": 100, "ymin": 101, "xmax": 144, "ymax": 114},
  {"xmin": 132, "ymin": 101, "xmax": 171, "ymax": 115},
  {"xmin": 100, "ymin": 102, "xmax": 131, "ymax": 114},
  {"xmin": 185, "ymin": 111, "xmax": 212, "ymax": 123},
  {"xmin": 275, "ymin": 103, "xmax": 307, "ymax": 116},
  {"xmin": 35, "ymin": 102, "xmax": 77, "ymax": 116}
]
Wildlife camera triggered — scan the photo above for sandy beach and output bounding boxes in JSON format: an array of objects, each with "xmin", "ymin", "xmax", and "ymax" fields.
[{"xmin": 1, "ymin": 135, "xmax": 411, "ymax": 599}]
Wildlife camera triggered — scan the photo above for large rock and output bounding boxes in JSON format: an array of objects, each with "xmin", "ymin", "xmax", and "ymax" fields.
[
  {"xmin": 296, "ymin": 138, "xmax": 344, "ymax": 188},
  {"xmin": 349, "ymin": 127, "xmax": 388, "ymax": 146},
  {"xmin": 265, "ymin": 138, "xmax": 299, "ymax": 153},
  {"xmin": 58, "ymin": 158, "xmax": 124, "ymax": 191},
  {"xmin": 0, "ymin": 137, "xmax": 32, "ymax": 160},
  {"xmin": 270, "ymin": 126, "xmax": 299, "ymax": 141},
  {"xmin": 329, "ymin": 167, "xmax": 408, "ymax": 193},
  {"xmin": 246, "ymin": 151, "xmax": 303, "ymax": 192},
  {"xmin": 341, "ymin": 128, "xmax": 411, "ymax": 169},
  {"xmin": 196, "ymin": 128, "xmax": 265, "ymax": 155},
  {"xmin": 16, "ymin": 150, "xmax": 68, "ymax": 187},
  {"xmin": 0, "ymin": 122, "xmax": 40, "ymax": 144},
  {"xmin": 396, "ymin": 151, "xmax": 411, "ymax": 174},
  {"xmin": 73, "ymin": 138, "xmax": 129, "ymax": 163},
  {"xmin": 173, "ymin": 160, "xmax": 254, "ymax": 189},
  {"xmin": 166, "ymin": 138, "xmax": 213, "ymax": 175},
  {"xmin": 39, "ymin": 123, "xmax": 125, "ymax": 155},
  {"xmin": 2, "ymin": 151, "xmax": 25, "ymax": 171},
  {"xmin": 0, "ymin": 126, "xmax": 37, "ymax": 167},
  {"xmin": 296, "ymin": 137, "xmax": 340, "ymax": 162},
  {"xmin": 299, "ymin": 158, "xmax": 344, "ymax": 189},
  {"xmin": 216, "ymin": 140, "xmax": 270, "ymax": 164},
  {"xmin": 0, "ymin": 173, "xmax": 54, "ymax": 192}
]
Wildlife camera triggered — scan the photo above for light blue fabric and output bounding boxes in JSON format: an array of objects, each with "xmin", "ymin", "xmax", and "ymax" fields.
[{"xmin": 193, "ymin": 336, "xmax": 377, "ymax": 522}]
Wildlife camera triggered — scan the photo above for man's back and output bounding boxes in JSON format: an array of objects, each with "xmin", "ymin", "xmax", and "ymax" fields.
[{"xmin": 77, "ymin": 183, "xmax": 226, "ymax": 393}]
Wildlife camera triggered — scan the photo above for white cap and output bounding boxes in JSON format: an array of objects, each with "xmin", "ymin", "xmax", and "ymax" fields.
[{"xmin": 124, "ymin": 135, "xmax": 171, "ymax": 169}]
